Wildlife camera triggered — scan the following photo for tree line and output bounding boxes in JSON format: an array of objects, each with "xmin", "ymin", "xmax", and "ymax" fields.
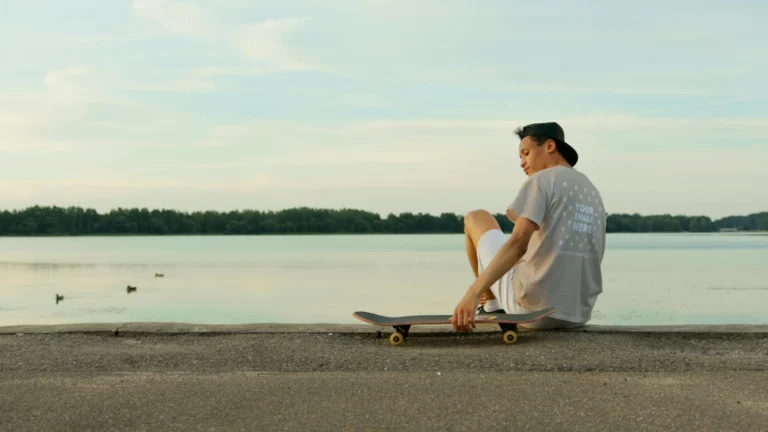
[{"xmin": 0, "ymin": 206, "xmax": 765, "ymax": 236}]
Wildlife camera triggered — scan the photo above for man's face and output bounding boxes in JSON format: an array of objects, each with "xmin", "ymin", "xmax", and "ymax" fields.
[{"xmin": 518, "ymin": 136, "xmax": 554, "ymax": 176}]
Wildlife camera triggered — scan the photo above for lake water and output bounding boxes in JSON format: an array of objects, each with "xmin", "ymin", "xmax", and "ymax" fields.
[{"xmin": 1, "ymin": 234, "xmax": 767, "ymax": 327}]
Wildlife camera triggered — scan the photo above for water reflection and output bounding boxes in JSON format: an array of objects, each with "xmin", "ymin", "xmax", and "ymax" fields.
[{"xmin": 0, "ymin": 234, "xmax": 767, "ymax": 326}]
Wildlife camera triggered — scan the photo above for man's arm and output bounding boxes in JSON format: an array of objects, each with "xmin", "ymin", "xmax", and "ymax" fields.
[
  {"xmin": 469, "ymin": 216, "xmax": 538, "ymax": 297},
  {"xmin": 506, "ymin": 208, "xmax": 518, "ymax": 223},
  {"xmin": 451, "ymin": 216, "xmax": 539, "ymax": 332}
]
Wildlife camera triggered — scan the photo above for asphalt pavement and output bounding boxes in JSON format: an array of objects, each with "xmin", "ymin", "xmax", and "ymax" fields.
[{"xmin": 1, "ymin": 327, "xmax": 766, "ymax": 431}]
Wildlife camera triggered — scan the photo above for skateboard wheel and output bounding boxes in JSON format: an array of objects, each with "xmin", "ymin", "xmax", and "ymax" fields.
[
  {"xmin": 389, "ymin": 332, "xmax": 405, "ymax": 346},
  {"xmin": 503, "ymin": 330, "xmax": 518, "ymax": 345}
]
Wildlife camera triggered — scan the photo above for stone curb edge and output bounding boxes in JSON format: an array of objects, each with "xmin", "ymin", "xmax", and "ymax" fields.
[{"xmin": 1, "ymin": 323, "xmax": 767, "ymax": 335}]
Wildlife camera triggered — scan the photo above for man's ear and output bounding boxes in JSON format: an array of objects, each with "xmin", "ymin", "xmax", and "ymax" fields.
[{"xmin": 546, "ymin": 139, "xmax": 558, "ymax": 154}]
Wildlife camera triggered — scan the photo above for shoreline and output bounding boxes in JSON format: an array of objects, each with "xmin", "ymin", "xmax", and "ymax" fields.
[{"xmin": 1, "ymin": 231, "xmax": 767, "ymax": 238}]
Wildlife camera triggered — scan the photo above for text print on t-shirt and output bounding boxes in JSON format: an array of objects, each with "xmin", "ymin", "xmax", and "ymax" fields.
[{"xmin": 559, "ymin": 183, "xmax": 602, "ymax": 257}]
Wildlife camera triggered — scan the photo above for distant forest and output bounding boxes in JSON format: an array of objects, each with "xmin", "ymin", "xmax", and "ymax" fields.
[{"xmin": 0, "ymin": 206, "xmax": 766, "ymax": 236}]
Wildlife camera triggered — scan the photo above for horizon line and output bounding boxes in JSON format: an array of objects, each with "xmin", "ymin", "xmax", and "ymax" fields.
[{"xmin": 2, "ymin": 204, "xmax": 766, "ymax": 221}]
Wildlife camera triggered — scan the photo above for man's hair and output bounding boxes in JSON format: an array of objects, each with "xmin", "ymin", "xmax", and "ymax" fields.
[
  {"xmin": 514, "ymin": 121, "xmax": 579, "ymax": 166},
  {"xmin": 514, "ymin": 126, "xmax": 552, "ymax": 146}
]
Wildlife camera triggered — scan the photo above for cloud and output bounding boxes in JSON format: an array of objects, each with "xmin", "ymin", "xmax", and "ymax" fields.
[
  {"xmin": 41, "ymin": 65, "xmax": 108, "ymax": 108},
  {"xmin": 131, "ymin": 0, "xmax": 206, "ymax": 35},
  {"xmin": 43, "ymin": 65, "xmax": 90, "ymax": 89},
  {"xmin": 125, "ymin": 77, "xmax": 216, "ymax": 93},
  {"xmin": 2, "ymin": 174, "xmax": 274, "ymax": 208},
  {"xmin": 4, "ymin": 111, "xmax": 767, "ymax": 217},
  {"xmin": 238, "ymin": 18, "xmax": 329, "ymax": 72},
  {"xmin": 0, "ymin": 65, "xmax": 211, "ymax": 153},
  {"xmin": 201, "ymin": 114, "xmax": 768, "ymax": 154},
  {"xmin": 193, "ymin": 67, "xmax": 247, "ymax": 78},
  {"xmin": 644, "ymin": 97, "xmax": 761, "ymax": 115},
  {"xmin": 553, "ymin": 114, "xmax": 768, "ymax": 150},
  {"xmin": 170, "ymin": 78, "xmax": 215, "ymax": 92},
  {"xmin": 0, "ymin": 65, "xmax": 114, "ymax": 152},
  {"xmin": 192, "ymin": 115, "xmax": 768, "ymax": 190},
  {"xmin": 354, "ymin": 120, "xmax": 518, "ymax": 130}
]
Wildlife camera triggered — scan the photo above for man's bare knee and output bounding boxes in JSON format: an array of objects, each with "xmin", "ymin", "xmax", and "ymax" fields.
[
  {"xmin": 464, "ymin": 209, "xmax": 500, "ymax": 245},
  {"xmin": 464, "ymin": 209, "xmax": 493, "ymax": 228}
]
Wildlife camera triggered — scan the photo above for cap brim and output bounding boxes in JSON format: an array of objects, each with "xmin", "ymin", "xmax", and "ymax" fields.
[{"xmin": 557, "ymin": 141, "xmax": 579, "ymax": 167}]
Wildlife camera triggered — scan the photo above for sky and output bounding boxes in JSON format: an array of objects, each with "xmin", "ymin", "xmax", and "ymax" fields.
[{"xmin": 0, "ymin": 0, "xmax": 766, "ymax": 219}]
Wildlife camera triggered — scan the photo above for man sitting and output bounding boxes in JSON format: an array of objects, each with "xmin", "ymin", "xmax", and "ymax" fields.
[{"xmin": 451, "ymin": 122, "xmax": 606, "ymax": 332}]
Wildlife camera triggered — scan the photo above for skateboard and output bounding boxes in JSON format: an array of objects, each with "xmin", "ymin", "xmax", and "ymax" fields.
[{"xmin": 353, "ymin": 307, "xmax": 555, "ymax": 346}]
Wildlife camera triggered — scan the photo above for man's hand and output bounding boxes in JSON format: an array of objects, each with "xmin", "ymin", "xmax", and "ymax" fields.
[
  {"xmin": 450, "ymin": 290, "xmax": 480, "ymax": 332},
  {"xmin": 450, "ymin": 216, "xmax": 539, "ymax": 333}
]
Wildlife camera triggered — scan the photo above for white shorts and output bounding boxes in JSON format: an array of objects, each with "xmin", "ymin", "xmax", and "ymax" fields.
[{"xmin": 476, "ymin": 229, "xmax": 581, "ymax": 330}]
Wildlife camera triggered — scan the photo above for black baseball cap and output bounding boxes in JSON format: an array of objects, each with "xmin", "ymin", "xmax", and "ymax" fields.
[{"xmin": 515, "ymin": 122, "xmax": 578, "ymax": 167}]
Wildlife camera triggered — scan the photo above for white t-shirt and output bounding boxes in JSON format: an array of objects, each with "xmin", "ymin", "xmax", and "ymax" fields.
[{"xmin": 507, "ymin": 165, "xmax": 606, "ymax": 323}]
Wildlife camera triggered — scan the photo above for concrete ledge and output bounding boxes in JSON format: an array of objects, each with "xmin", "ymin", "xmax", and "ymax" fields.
[
  {"xmin": 1, "ymin": 322, "xmax": 767, "ymax": 335},
  {"xmin": 581, "ymin": 324, "xmax": 768, "ymax": 333},
  {"xmin": 0, "ymin": 323, "xmax": 496, "ymax": 335}
]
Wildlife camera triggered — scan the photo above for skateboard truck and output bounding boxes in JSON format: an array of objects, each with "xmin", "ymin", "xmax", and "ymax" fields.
[
  {"xmin": 499, "ymin": 323, "xmax": 519, "ymax": 344},
  {"xmin": 390, "ymin": 325, "xmax": 411, "ymax": 346}
]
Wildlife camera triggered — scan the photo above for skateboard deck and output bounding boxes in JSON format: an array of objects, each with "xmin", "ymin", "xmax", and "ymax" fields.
[{"xmin": 353, "ymin": 306, "xmax": 555, "ymax": 345}]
